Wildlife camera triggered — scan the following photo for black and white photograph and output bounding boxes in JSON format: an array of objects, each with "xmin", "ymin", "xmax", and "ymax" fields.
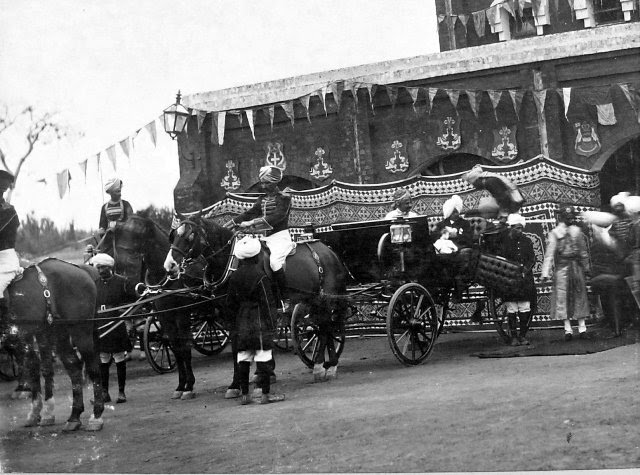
[{"xmin": 0, "ymin": 0, "xmax": 639, "ymax": 472}]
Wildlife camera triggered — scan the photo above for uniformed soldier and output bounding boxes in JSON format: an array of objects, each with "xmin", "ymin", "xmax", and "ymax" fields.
[{"xmin": 224, "ymin": 165, "xmax": 293, "ymax": 301}]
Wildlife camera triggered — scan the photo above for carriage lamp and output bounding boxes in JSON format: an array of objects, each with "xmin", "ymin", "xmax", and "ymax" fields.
[
  {"xmin": 390, "ymin": 223, "xmax": 412, "ymax": 244},
  {"xmin": 163, "ymin": 90, "xmax": 190, "ymax": 140}
]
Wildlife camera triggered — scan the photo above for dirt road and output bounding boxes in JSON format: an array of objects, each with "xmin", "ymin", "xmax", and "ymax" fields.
[{"xmin": 1, "ymin": 330, "xmax": 639, "ymax": 473}]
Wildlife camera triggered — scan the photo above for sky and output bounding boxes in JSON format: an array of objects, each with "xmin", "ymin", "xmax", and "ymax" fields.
[{"xmin": 0, "ymin": 0, "xmax": 438, "ymax": 231}]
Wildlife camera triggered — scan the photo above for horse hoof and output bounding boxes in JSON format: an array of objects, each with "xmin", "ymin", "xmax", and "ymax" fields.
[
  {"xmin": 39, "ymin": 415, "xmax": 55, "ymax": 426},
  {"xmin": 313, "ymin": 364, "xmax": 326, "ymax": 382},
  {"xmin": 86, "ymin": 416, "xmax": 104, "ymax": 432},
  {"xmin": 180, "ymin": 391, "xmax": 195, "ymax": 400},
  {"xmin": 62, "ymin": 420, "xmax": 82, "ymax": 432},
  {"xmin": 325, "ymin": 366, "xmax": 338, "ymax": 380},
  {"xmin": 171, "ymin": 391, "xmax": 183, "ymax": 399},
  {"xmin": 24, "ymin": 414, "xmax": 41, "ymax": 427},
  {"xmin": 225, "ymin": 389, "xmax": 241, "ymax": 399}
]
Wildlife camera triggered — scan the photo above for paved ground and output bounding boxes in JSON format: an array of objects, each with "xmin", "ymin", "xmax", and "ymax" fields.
[{"xmin": 0, "ymin": 328, "xmax": 639, "ymax": 473}]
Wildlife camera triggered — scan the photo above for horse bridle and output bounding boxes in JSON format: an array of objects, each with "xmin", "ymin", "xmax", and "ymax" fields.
[{"xmin": 170, "ymin": 219, "xmax": 236, "ymax": 275}]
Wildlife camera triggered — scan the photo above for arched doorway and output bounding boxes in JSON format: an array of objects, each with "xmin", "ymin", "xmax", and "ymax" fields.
[{"xmin": 598, "ymin": 136, "xmax": 640, "ymax": 211}]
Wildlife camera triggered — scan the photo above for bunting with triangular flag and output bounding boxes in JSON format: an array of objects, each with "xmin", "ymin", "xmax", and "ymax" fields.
[
  {"xmin": 472, "ymin": 10, "xmax": 486, "ymax": 36},
  {"xmin": 268, "ymin": 105, "xmax": 275, "ymax": 130},
  {"xmin": 301, "ymin": 94, "xmax": 312, "ymax": 122},
  {"xmin": 57, "ymin": 169, "xmax": 70, "ymax": 199},
  {"xmin": 317, "ymin": 86, "xmax": 328, "ymax": 115},
  {"xmin": 106, "ymin": 145, "xmax": 117, "ymax": 171},
  {"xmin": 488, "ymin": 90, "xmax": 503, "ymax": 120},
  {"xmin": 197, "ymin": 110, "xmax": 206, "ymax": 132},
  {"xmin": 562, "ymin": 88, "xmax": 572, "ymax": 118},
  {"xmin": 119, "ymin": 137, "xmax": 131, "ymax": 159},
  {"xmin": 428, "ymin": 88, "xmax": 438, "ymax": 111},
  {"xmin": 145, "ymin": 120, "xmax": 157, "ymax": 147},
  {"xmin": 533, "ymin": 89, "xmax": 548, "ymax": 114},
  {"xmin": 217, "ymin": 111, "xmax": 226, "ymax": 145},
  {"xmin": 447, "ymin": 89, "xmax": 460, "ymax": 110},
  {"xmin": 79, "ymin": 159, "xmax": 88, "ymax": 184},
  {"xmin": 329, "ymin": 82, "xmax": 343, "ymax": 110},
  {"xmin": 386, "ymin": 86, "xmax": 398, "ymax": 108},
  {"xmin": 281, "ymin": 101, "xmax": 295, "ymax": 127},
  {"xmin": 509, "ymin": 89, "xmax": 525, "ymax": 120},
  {"xmin": 407, "ymin": 87, "xmax": 420, "ymax": 112},
  {"xmin": 246, "ymin": 109, "xmax": 256, "ymax": 139},
  {"xmin": 467, "ymin": 90, "xmax": 479, "ymax": 117}
]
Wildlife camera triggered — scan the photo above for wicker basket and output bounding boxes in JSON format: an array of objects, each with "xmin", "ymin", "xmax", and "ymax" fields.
[{"xmin": 474, "ymin": 253, "xmax": 524, "ymax": 293}]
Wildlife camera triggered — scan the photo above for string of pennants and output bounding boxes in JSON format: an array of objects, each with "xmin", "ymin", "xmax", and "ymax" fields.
[
  {"xmin": 437, "ymin": 0, "xmax": 586, "ymax": 35},
  {"xmin": 187, "ymin": 81, "xmax": 640, "ymax": 146},
  {"xmin": 53, "ymin": 115, "xmax": 162, "ymax": 199}
]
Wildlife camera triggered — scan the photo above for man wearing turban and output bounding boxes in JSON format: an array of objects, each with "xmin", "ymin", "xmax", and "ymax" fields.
[
  {"xmin": 0, "ymin": 170, "xmax": 21, "ymax": 321},
  {"xmin": 385, "ymin": 188, "xmax": 419, "ymax": 220},
  {"xmin": 224, "ymin": 236, "xmax": 285, "ymax": 405},
  {"xmin": 498, "ymin": 214, "xmax": 536, "ymax": 346},
  {"xmin": 98, "ymin": 177, "xmax": 134, "ymax": 238},
  {"xmin": 224, "ymin": 165, "xmax": 293, "ymax": 301},
  {"xmin": 90, "ymin": 253, "xmax": 139, "ymax": 404}
]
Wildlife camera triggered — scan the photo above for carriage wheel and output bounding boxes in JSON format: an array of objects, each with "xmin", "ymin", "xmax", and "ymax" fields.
[
  {"xmin": 487, "ymin": 288, "xmax": 510, "ymax": 344},
  {"xmin": 0, "ymin": 343, "xmax": 21, "ymax": 381},
  {"xmin": 191, "ymin": 314, "xmax": 230, "ymax": 356},
  {"xmin": 290, "ymin": 303, "xmax": 345, "ymax": 369},
  {"xmin": 272, "ymin": 311, "xmax": 293, "ymax": 352},
  {"xmin": 143, "ymin": 314, "xmax": 177, "ymax": 374},
  {"xmin": 386, "ymin": 283, "xmax": 439, "ymax": 366}
]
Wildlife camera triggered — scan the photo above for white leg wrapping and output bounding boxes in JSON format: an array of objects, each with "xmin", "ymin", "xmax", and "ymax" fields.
[
  {"xmin": 578, "ymin": 318, "xmax": 587, "ymax": 333},
  {"xmin": 40, "ymin": 397, "xmax": 56, "ymax": 425},
  {"xmin": 564, "ymin": 319, "xmax": 573, "ymax": 334},
  {"xmin": 87, "ymin": 414, "xmax": 104, "ymax": 431}
]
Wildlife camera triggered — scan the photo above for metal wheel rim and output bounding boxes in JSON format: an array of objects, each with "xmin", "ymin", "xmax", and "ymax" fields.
[{"xmin": 143, "ymin": 314, "xmax": 177, "ymax": 374}]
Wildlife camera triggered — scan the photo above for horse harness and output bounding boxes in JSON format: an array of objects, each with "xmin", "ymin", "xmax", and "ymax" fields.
[{"xmin": 34, "ymin": 264, "xmax": 59, "ymax": 325}]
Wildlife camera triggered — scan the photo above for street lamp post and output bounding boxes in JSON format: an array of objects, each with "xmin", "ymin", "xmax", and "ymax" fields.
[{"xmin": 163, "ymin": 90, "xmax": 190, "ymax": 140}]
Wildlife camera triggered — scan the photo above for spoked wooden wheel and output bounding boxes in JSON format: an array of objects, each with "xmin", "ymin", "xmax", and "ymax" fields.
[
  {"xmin": 191, "ymin": 313, "xmax": 230, "ymax": 356},
  {"xmin": 290, "ymin": 303, "xmax": 345, "ymax": 369},
  {"xmin": 386, "ymin": 283, "xmax": 439, "ymax": 366},
  {"xmin": 143, "ymin": 314, "xmax": 177, "ymax": 374},
  {"xmin": 0, "ymin": 339, "xmax": 21, "ymax": 381},
  {"xmin": 487, "ymin": 288, "xmax": 511, "ymax": 344},
  {"xmin": 272, "ymin": 310, "xmax": 293, "ymax": 352}
]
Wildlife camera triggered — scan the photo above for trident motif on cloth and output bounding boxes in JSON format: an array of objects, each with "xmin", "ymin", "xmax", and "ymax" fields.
[
  {"xmin": 310, "ymin": 147, "xmax": 333, "ymax": 180},
  {"xmin": 491, "ymin": 125, "xmax": 518, "ymax": 163},
  {"xmin": 436, "ymin": 116, "xmax": 461, "ymax": 150},
  {"xmin": 385, "ymin": 140, "xmax": 409, "ymax": 174},
  {"xmin": 220, "ymin": 160, "xmax": 241, "ymax": 191},
  {"xmin": 265, "ymin": 142, "xmax": 286, "ymax": 170}
]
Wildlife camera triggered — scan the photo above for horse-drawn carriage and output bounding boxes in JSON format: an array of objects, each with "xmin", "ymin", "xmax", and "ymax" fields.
[{"xmin": 288, "ymin": 215, "xmax": 525, "ymax": 366}]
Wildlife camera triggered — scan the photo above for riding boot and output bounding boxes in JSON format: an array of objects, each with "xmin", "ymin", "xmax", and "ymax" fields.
[
  {"xmin": 273, "ymin": 268, "xmax": 288, "ymax": 302},
  {"xmin": 100, "ymin": 363, "xmax": 111, "ymax": 402},
  {"xmin": 256, "ymin": 361, "xmax": 271, "ymax": 394},
  {"xmin": 507, "ymin": 313, "xmax": 519, "ymax": 346},
  {"xmin": 517, "ymin": 312, "xmax": 531, "ymax": 345},
  {"xmin": 116, "ymin": 361, "xmax": 127, "ymax": 403},
  {"xmin": 238, "ymin": 361, "xmax": 251, "ymax": 405}
]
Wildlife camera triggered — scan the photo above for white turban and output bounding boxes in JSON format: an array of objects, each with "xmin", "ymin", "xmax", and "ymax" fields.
[
  {"xmin": 104, "ymin": 177, "xmax": 122, "ymax": 193},
  {"xmin": 507, "ymin": 213, "xmax": 526, "ymax": 227},
  {"xmin": 624, "ymin": 196, "xmax": 640, "ymax": 215},
  {"xmin": 258, "ymin": 166, "xmax": 283, "ymax": 183},
  {"xmin": 443, "ymin": 195, "xmax": 463, "ymax": 219},
  {"xmin": 233, "ymin": 236, "xmax": 261, "ymax": 260},
  {"xmin": 610, "ymin": 191, "xmax": 631, "ymax": 207},
  {"xmin": 90, "ymin": 253, "xmax": 115, "ymax": 267}
]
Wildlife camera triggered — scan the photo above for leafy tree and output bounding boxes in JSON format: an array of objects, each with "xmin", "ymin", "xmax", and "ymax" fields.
[
  {"xmin": 0, "ymin": 103, "xmax": 68, "ymax": 202},
  {"xmin": 137, "ymin": 205, "xmax": 174, "ymax": 231}
]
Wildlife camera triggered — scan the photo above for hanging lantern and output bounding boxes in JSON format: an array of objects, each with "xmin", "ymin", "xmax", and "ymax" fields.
[{"xmin": 163, "ymin": 91, "xmax": 190, "ymax": 140}]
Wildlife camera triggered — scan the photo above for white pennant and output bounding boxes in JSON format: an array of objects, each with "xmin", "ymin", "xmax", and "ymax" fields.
[
  {"xmin": 281, "ymin": 101, "xmax": 295, "ymax": 127},
  {"xmin": 407, "ymin": 87, "xmax": 420, "ymax": 112},
  {"xmin": 365, "ymin": 84, "xmax": 376, "ymax": 111},
  {"xmin": 119, "ymin": 137, "xmax": 131, "ymax": 159},
  {"xmin": 488, "ymin": 90, "xmax": 503, "ymax": 120},
  {"xmin": 428, "ymin": 88, "xmax": 437, "ymax": 111},
  {"xmin": 317, "ymin": 87, "xmax": 328, "ymax": 115},
  {"xmin": 268, "ymin": 105, "xmax": 275, "ymax": 130},
  {"xmin": 447, "ymin": 89, "xmax": 460, "ymax": 109},
  {"xmin": 246, "ymin": 109, "xmax": 255, "ymax": 140},
  {"xmin": 144, "ymin": 120, "xmax": 157, "ymax": 147},
  {"xmin": 533, "ymin": 90, "xmax": 548, "ymax": 114},
  {"xmin": 217, "ymin": 111, "xmax": 226, "ymax": 145},
  {"xmin": 301, "ymin": 94, "xmax": 312, "ymax": 122},
  {"xmin": 197, "ymin": 111, "xmax": 206, "ymax": 132},
  {"xmin": 467, "ymin": 91, "xmax": 479, "ymax": 117},
  {"xmin": 79, "ymin": 159, "xmax": 88, "ymax": 184},
  {"xmin": 106, "ymin": 145, "xmax": 117, "ymax": 171},
  {"xmin": 57, "ymin": 169, "xmax": 70, "ymax": 199},
  {"xmin": 562, "ymin": 88, "xmax": 572, "ymax": 118}
]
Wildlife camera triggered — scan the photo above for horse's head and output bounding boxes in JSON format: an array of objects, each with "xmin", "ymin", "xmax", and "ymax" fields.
[
  {"xmin": 164, "ymin": 215, "xmax": 234, "ymax": 281},
  {"xmin": 111, "ymin": 214, "xmax": 170, "ymax": 282}
]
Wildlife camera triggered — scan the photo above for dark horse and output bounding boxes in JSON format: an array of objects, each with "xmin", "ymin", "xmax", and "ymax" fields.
[
  {"xmin": 165, "ymin": 216, "xmax": 349, "ymax": 382},
  {"xmin": 109, "ymin": 214, "xmax": 209, "ymax": 400},
  {"xmin": 6, "ymin": 258, "xmax": 105, "ymax": 431}
]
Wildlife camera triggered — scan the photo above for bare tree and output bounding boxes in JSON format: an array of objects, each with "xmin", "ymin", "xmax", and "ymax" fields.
[{"xmin": 0, "ymin": 103, "xmax": 67, "ymax": 202}]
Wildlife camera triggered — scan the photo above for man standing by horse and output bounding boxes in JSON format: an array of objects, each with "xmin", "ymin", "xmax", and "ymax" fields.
[{"xmin": 91, "ymin": 253, "xmax": 140, "ymax": 404}]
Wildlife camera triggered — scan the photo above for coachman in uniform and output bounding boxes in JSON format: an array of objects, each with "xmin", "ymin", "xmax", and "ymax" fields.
[{"xmin": 224, "ymin": 165, "xmax": 294, "ymax": 301}]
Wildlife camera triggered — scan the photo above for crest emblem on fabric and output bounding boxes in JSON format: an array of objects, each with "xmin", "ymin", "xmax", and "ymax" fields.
[
  {"xmin": 385, "ymin": 140, "xmax": 409, "ymax": 174},
  {"xmin": 265, "ymin": 142, "xmax": 286, "ymax": 170},
  {"xmin": 310, "ymin": 147, "xmax": 333, "ymax": 180},
  {"xmin": 220, "ymin": 160, "xmax": 241, "ymax": 191},
  {"xmin": 491, "ymin": 125, "xmax": 518, "ymax": 163},
  {"xmin": 574, "ymin": 121, "xmax": 601, "ymax": 157},
  {"xmin": 436, "ymin": 116, "xmax": 461, "ymax": 150}
]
